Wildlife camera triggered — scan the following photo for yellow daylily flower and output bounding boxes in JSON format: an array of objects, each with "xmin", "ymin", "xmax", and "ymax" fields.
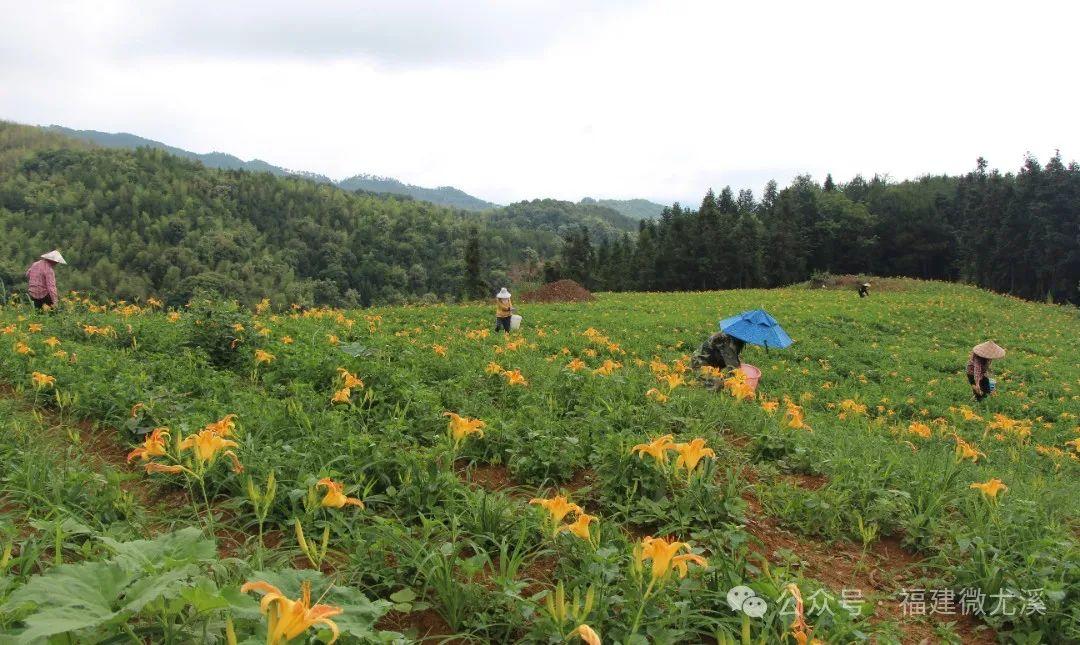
[
  {"xmin": 126, "ymin": 427, "xmax": 170, "ymax": 463},
  {"xmin": 15, "ymin": 342, "xmax": 33, "ymax": 355},
  {"xmin": 27, "ymin": 323, "xmax": 43, "ymax": 333},
  {"xmin": 636, "ymin": 536, "xmax": 707, "ymax": 581},
  {"xmin": 593, "ymin": 359, "xmax": 622, "ymax": 376},
  {"xmin": 661, "ymin": 373, "xmax": 685, "ymax": 390},
  {"xmin": 179, "ymin": 429, "xmax": 243, "ymax": 473},
  {"xmin": 567, "ymin": 358, "xmax": 587, "ymax": 372},
  {"xmin": 970, "ymin": 478, "xmax": 1008, "ymax": 501},
  {"xmin": 503, "ymin": 369, "xmax": 528, "ymax": 386},
  {"xmin": 336, "ymin": 368, "xmax": 364, "ymax": 389},
  {"xmin": 529, "ymin": 495, "xmax": 582, "ymax": 526},
  {"xmin": 432, "ymin": 344, "xmax": 447, "ymax": 357},
  {"xmin": 443, "ymin": 412, "xmax": 486, "ymax": 445},
  {"xmin": 559, "ymin": 512, "xmax": 596, "ymax": 541},
  {"xmin": 953, "ymin": 435, "xmax": 985, "ymax": 462},
  {"xmin": 760, "ymin": 399, "xmax": 779, "ymax": 413},
  {"xmin": 43, "ymin": 336, "xmax": 61, "ymax": 348},
  {"xmin": 485, "ymin": 361, "xmax": 504, "ymax": 375},
  {"xmin": 907, "ymin": 422, "xmax": 932, "ymax": 439},
  {"xmin": 241, "ymin": 580, "xmax": 343, "ymax": 645},
  {"xmin": 205, "ymin": 414, "xmax": 239, "ymax": 436},
  {"xmin": 281, "ymin": 336, "xmax": 294, "ymax": 345},
  {"xmin": 30, "ymin": 371, "xmax": 55, "ymax": 389},
  {"xmin": 255, "ymin": 349, "xmax": 276, "ymax": 365},
  {"xmin": 331, "ymin": 388, "xmax": 352, "ymax": 404},
  {"xmin": 317, "ymin": 477, "xmax": 364, "ymax": 509},
  {"xmin": 631, "ymin": 434, "xmax": 675, "ymax": 464},
  {"xmin": 673, "ymin": 438, "xmax": 715, "ymax": 474},
  {"xmin": 645, "ymin": 388, "xmax": 669, "ymax": 403}
]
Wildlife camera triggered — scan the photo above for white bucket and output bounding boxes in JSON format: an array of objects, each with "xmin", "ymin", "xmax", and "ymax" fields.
[{"xmin": 510, "ymin": 314, "xmax": 522, "ymax": 330}]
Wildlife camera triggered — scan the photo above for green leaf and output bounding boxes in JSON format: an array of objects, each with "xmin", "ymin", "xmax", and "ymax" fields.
[
  {"xmin": 2, "ymin": 561, "xmax": 130, "ymax": 643},
  {"xmin": 338, "ymin": 343, "xmax": 376, "ymax": 358},
  {"xmin": 99, "ymin": 527, "xmax": 216, "ymax": 572},
  {"xmin": 388, "ymin": 588, "xmax": 416, "ymax": 604},
  {"xmin": 179, "ymin": 579, "xmax": 231, "ymax": 613}
]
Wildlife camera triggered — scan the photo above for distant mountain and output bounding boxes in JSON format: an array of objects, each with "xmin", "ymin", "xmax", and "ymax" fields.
[
  {"xmin": 579, "ymin": 197, "xmax": 666, "ymax": 220},
  {"xmin": 43, "ymin": 125, "xmax": 334, "ymax": 182},
  {"xmin": 43, "ymin": 125, "xmax": 495, "ymax": 211},
  {"xmin": 337, "ymin": 174, "xmax": 496, "ymax": 211}
]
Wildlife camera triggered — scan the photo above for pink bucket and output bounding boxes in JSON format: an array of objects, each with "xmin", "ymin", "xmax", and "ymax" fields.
[{"xmin": 739, "ymin": 363, "xmax": 761, "ymax": 392}]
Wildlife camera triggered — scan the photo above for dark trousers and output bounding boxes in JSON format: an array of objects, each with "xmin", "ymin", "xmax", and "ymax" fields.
[
  {"xmin": 967, "ymin": 374, "xmax": 990, "ymax": 401},
  {"xmin": 495, "ymin": 316, "xmax": 511, "ymax": 333},
  {"xmin": 31, "ymin": 295, "xmax": 54, "ymax": 310}
]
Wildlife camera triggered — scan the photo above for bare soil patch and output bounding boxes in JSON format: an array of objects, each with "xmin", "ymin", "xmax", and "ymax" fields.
[{"xmin": 519, "ymin": 280, "xmax": 595, "ymax": 304}]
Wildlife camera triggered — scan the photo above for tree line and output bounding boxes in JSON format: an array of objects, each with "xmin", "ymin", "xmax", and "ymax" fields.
[
  {"xmin": 548, "ymin": 155, "xmax": 1080, "ymax": 304},
  {"xmin": 0, "ymin": 122, "xmax": 633, "ymax": 307}
]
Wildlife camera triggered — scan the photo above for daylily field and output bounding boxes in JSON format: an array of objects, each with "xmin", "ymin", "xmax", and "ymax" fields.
[{"xmin": 1, "ymin": 280, "xmax": 1078, "ymax": 644}]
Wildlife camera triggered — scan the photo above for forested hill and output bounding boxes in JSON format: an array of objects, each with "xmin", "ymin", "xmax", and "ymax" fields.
[
  {"xmin": 336, "ymin": 174, "xmax": 496, "ymax": 211},
  {"xmin": 579, "ymin": 197, "xmax": 666, "ymax": 220},
  {"xmin": 45, "ymin": 125, "xmax": 496, "ymax": 211},
  {"xmin": 0, "ymin": 121, "xmax": 627, "ymax": 306}
]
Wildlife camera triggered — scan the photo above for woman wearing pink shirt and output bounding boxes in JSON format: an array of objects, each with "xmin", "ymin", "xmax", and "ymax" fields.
[{"xmin": 25, "ymin": 250, "xmax": 66, "ymax": 310}]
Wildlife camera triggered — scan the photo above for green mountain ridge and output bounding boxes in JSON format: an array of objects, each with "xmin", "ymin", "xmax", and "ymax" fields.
[
  {"xmin": 44, "ymin": 125, "xmax": 497, "ymax": 211},
  {"xmin": 579, "ymin": 197, "xmax": 666, "ymax": 220},
  {"xmin": 43, "ymin": 125, "xmax": 668, "ymax": 219},
  {"xmin": 0, "ymin": 121, "xmax": 638, "ymax": 306}
]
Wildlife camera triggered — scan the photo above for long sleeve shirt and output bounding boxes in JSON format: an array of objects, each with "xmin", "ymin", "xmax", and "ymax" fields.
[
  {"xmin": 966, "ymin": 353, "xmax": 990, "ymax": 383},
  {"xmin": 496, "ymin": 300, "xmax": 513, "ymax": 318},
  {"xmin": 25, "ymin": 260, "xmax": 58, "ymax": 303}
]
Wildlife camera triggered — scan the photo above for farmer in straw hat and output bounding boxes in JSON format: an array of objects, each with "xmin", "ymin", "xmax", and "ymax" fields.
[
  {"xmin": 858, "ymin": 282, "xmax": 871, "ymax": 298},
  {"xmin": 25, "ymin": 250, "xmax": 66, "ymax": 310},
  {"xmin": 967, "ymin": 341, "xmax": 1005, "ymax": 402},
  {"xmin": 494, "ymin": 287, "xmax": 514, "ymax": 333}
]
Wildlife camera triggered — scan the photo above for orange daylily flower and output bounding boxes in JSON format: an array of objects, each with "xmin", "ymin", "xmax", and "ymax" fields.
[
  {"xmin": 336, "ymin": 368, "xmax": 364, "ymax": 389},
  {"xmin": 503, "ymin": 369, "xmax": 528, "ymax": 386},
  {"xmin": 30, "ymin": 371, "xmax": 55, "ymax": 389},
  {"xmin": 43, "ymin": 336, "xmax": 61, "ymax": 348},
  {"xmin": 485, "ymin": 361, "xmax": 504, "ymax": 375},
  {"xmin": 255, "ymin": 349, "xmax": 275, "ymax": 365},
  {"xmin": 145, "ymin": 462, "xmax": 187, "ymax": 475},
  {"xmin": 593, "ymin": 359, "xmax": 622, "ymax": 376},
  {"xmin": 331, "ymin": 388, "xmax": 352, "ymax": 404},
  {"xmin": 567, "ymin": 358, "xmax": 587, "ymax": 372},
  {"xmin": 241, "ymin": 580, "xmax": 343, "ymax": 644},
  {"xmin": 907, "ymin": 422, "xmax": 932, "ymax": 439},
  {"xmin": 205, "ymin": 414, "xmax": 238, "ymax": 436},
  {"xmin": 786, "ymin": 583, "xmax": 823, "ymax": 645},
  {"xmin": 317, "ymin": 477, "xmax": 364, "ymax": 509},
  {"xmin": 432, "ymin": 344, "xmax": 447, "ymax": 357}
]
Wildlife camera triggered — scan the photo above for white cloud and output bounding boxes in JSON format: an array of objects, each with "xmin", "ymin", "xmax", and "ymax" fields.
[{"xmin": 1, "ymin": 0, "xmax": 1077, "ymax": 205}]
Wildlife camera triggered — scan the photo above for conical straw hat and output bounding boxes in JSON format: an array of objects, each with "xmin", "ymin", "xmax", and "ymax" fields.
[
  {"xmin": 496, "ymin": 288, "xmax": 511, "ymax": 299},
  {"xmin": 40, "ymin": 250, "xmax": 67, "ymax": 264},
  {"xmin": 972, "ymin": 341, "xmax": 1005, "ymax": 360}
]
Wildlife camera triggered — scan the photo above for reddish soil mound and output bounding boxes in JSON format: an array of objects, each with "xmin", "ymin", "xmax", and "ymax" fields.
[{"xmin": 519, "ymin": 280, "xmax": 595, "ymax": 303}]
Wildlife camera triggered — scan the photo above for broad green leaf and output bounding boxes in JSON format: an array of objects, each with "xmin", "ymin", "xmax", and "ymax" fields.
[
  {"xmin": 2, "ymin": 561, "xmax": 130, "ymax": 643},
  {"xmin": 99, "ymin": 527, "xmax": 216, "ymax": 572}
]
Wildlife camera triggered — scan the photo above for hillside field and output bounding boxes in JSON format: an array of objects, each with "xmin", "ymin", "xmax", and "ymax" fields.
[{"xmin": 1, "ymin": 280, "xmax": 1078, "ymax": 643}]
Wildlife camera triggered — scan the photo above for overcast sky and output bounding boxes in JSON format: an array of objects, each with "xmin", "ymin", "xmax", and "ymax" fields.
[{"xmin": 1, "ymin": 0, "xmax": 1077, "ymax": 205}]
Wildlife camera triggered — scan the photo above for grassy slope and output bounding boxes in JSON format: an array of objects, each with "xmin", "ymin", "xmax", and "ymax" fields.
[{"xmin": 1, "ymin": 279, "xmax": 1077, "ymax": 642}]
